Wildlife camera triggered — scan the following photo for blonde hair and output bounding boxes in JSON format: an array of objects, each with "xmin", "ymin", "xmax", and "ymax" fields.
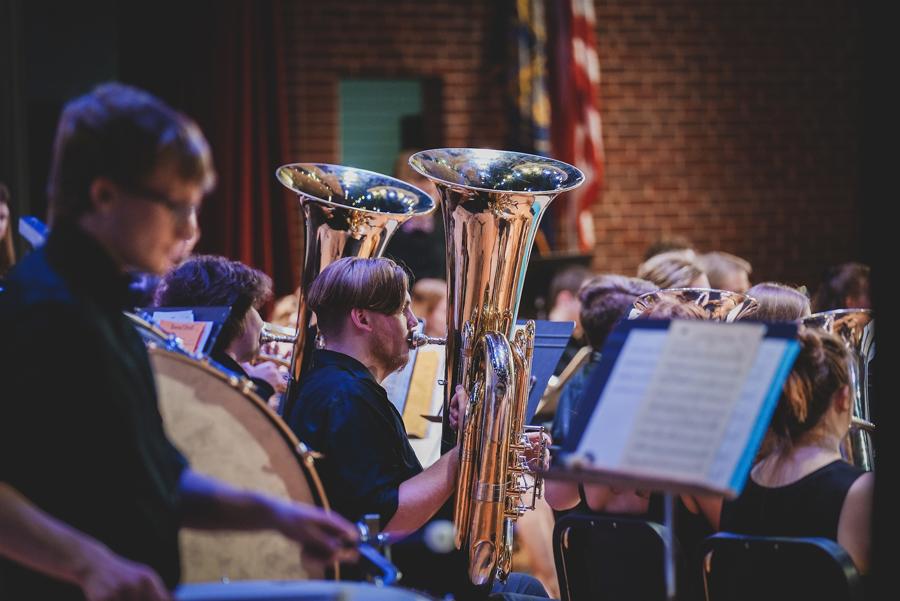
[{"xmin": 637, "ymin": 250, "xmax": 706, "ymax": 289}]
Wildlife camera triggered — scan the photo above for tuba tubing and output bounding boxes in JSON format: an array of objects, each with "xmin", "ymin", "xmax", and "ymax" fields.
[{"xmin": 410, "ymin": 148, "xmax": 584, "ymax": 585}]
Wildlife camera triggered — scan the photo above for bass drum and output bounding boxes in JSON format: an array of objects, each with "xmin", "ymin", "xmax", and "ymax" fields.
[
  {"xmin": 176, "ymin": 580, "xmax": 436, "ymax": 600},
  {"xmin": 148, "ymin": 345, "xmax": 331, "ymax": 582}
]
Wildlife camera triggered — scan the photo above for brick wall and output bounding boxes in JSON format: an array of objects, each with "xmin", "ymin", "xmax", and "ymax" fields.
[{"xmin": 281, "ymin": 0, "xmax": 861, "ymax": 289}]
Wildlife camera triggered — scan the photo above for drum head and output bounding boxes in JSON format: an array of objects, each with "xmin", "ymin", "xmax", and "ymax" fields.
[
  {"xmin": 176, "ymin": 580, "xmax": 436, "ymax": 600},
  {"xmin": 150, "ymin": 347, "xmax": 328, "ymax": 582}
]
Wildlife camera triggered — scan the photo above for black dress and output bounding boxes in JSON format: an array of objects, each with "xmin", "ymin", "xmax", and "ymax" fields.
[{"xmin": 720, "ymin": 459, "xmax": 865, "ymax": 541}]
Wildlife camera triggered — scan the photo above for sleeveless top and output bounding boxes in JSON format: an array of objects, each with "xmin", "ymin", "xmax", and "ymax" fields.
[{"xmin": 720, "ymin": 459, "xmax": 865, "ymax": 541}]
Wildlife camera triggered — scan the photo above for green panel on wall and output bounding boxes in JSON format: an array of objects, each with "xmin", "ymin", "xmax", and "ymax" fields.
[{"xmin": 339, "ymin": 79, "xmax": 422, "ymax": 176}]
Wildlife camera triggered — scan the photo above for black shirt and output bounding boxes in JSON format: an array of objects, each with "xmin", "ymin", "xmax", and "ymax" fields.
[
  {"xmin": 212, "ymin": 351, "xmax": 276, "ymax": 401},
  {"xmin": 0, "ymin": 224, "xmax": 188, "ymax": 599},
  {"xmin": 720, "ymin": 459, "xmax": 865, "ymax": 541},
  {"xmin": 286, "ymin": 349, "xmax": 423, "ymax": 529}
]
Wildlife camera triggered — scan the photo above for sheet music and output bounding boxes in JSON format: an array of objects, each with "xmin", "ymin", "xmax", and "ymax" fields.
[
  {"xmin": 711, "ymin": 338, "xmax": 797, "ymax": 488},
  {"xmin": 152, "ymin": 310, "xmax": 194, "ymax": 323},
  {"xmin": 575, "ymin": 321, "xmax": 766, "ymax": 490}
]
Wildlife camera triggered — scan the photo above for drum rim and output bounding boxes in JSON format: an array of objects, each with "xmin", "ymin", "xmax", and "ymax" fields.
[{"xmin": 148, "ymin": 345, "xmax": 331, "ymax": 511}]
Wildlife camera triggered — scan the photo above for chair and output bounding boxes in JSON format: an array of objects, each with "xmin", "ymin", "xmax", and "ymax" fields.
[
  {"xmin": 553, "ymin": 514, "xmax": 677, "ymax": 601},
  {"xmin": 701, "ymin": 532, "xmax": 864, "ymax": 601}
]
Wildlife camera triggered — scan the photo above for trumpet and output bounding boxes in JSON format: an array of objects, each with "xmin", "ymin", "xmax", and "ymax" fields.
[
  {"xmin": 410, "ymin": 148, "xmax": 584, "ymax": 585},
  {"xmin": 260, "ymin": 322, "xmax": 298, "ymax": 345}
]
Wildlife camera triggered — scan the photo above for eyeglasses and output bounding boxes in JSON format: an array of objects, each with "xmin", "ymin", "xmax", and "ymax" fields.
[{"xmin": 123, "ymin": 185, "xmax": 200, "ymax": 222}]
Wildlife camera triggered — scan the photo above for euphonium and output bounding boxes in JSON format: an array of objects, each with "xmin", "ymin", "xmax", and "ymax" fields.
[
  {"xmin": 409, "ymin": 148, "xmax": 584, "ymax": 585},
  {"xmin": 275, "ymin": 164, "xmax": 435, "ymax": 414},
  {"xmin": 629, "ymin": 287, "xmax": 760, "ymax": 321},
  {"xmin": 803, "ymin": 309, "xmax": 875, "ymax": 470}
]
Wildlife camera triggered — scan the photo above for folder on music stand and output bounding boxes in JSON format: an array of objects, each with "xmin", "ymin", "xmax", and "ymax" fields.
[
  {"xmin": 141, "ymin": 305, "xmax": 230, "ymax": 356},
  {"xmin": 547, "ymin": 319, "xmax": 800, "ymax": 498},
  {"xmin": 519, "ymin": 319, "xmax": 576, "ymax": 424}
]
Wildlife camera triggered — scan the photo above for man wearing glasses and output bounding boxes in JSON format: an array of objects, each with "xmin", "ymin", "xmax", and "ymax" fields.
[{"xmin": 0, "ymin": 83, "xmax": 358, "ymax": 601}]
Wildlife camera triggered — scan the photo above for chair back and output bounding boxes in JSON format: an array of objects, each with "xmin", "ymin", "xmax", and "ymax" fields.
[
  {"xmin": 701, "ymin": 532, "xmax": 864, "ymax": 601},
  {"xmin": 553, "ymin": 514, "xmax": 675, "ymax": 601}
]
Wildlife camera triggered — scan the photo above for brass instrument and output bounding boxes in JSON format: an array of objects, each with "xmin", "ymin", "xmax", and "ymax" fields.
[
  {"xmin": 260, "ymin": 322, "xmax": 298, "ymax": 346},
  {"xmin": 275, "ymin": 164, "xmax": 435, "ymax": 414},
  {"xmin": 629, "ymin": 287, "xmax": 759, "ymax": 322},
  {"xmin": 409, "ymin": 148, "xmax": 584, "ymax": 585},
  {"xmin": 802, "ymin": 309, "xmax": 875, "ymax": 470}
]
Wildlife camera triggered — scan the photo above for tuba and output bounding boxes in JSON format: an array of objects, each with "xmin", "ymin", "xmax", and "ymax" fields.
[
  {"xmin": 275, "ymin": 164, "xmax": 436, "ymax": 414},
  {"xmin": 802, "ymin": 309, "xmax": 875, "ymax": 470},
  {"xmin": 409, "ymin": 148, "xmax": 584, "ymax": 585}
]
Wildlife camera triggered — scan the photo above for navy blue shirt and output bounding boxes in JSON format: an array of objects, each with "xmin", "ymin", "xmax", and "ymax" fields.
[
  {"xmin": 287, "ymin": 350, "xmax": 423, "ymax": 529},
  {"xmin": 0, "ymin": 224, "xmax": 188, "ymax": 599}
]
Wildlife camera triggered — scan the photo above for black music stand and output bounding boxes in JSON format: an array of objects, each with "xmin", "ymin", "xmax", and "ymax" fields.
[
  {"xmin": 517, "ymin": 319, "xmax": 576, "ymax": 424},
  {"xmin": 547, "ymin": 319, "xmax": 801, "ymax": 600}
]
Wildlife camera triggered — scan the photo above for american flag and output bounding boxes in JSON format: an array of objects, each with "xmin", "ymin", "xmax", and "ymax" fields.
[{"xmin": 549, "ymin": 0, "xmax": 605, "ymax": 252}]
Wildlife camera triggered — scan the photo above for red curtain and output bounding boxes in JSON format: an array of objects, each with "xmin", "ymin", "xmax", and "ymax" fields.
[{"xmin": 200, "ymin": 0, "xmax": 298, "ymax": 296}]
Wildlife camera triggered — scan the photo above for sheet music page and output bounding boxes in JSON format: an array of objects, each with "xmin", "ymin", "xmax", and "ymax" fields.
[
  {"xmin": 708, "ymin": 338, "xmax": 792, "ymax": 488},
  {"xmin": 152, "ymin": 310, "xmax": 194, "ymax": 323},
  {"xmin": 575, "ymin": 321, "xmax": 765, "ymax": 489}
]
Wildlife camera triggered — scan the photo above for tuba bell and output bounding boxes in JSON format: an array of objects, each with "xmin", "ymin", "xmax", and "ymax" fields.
[
  {"xmin": 802, "ymin": 309, "xmax": 875, "ymax": 470},
  {"xmin": 275, "ymin": 163, "xmax": 436, "ymax": 415},
  {"xmin": 409, "ymin": 148, "xmax": 584, "ymax": 586}
]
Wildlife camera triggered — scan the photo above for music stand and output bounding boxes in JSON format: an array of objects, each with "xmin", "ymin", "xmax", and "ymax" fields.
[{"xmin": 546, "ymin": 319, "xmax": 801, "ymax": 599}]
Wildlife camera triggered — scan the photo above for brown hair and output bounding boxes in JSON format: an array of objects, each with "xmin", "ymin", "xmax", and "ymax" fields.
[
  {"xmin": 769, "ymin": 328, "xmax": 850, "ymax": 449},
  {"xmin": 643, "ymin": 236, "xmax": 694, "ymax": 261},
  {"xmin": 550, "ymin": 265, "xmax": 592, "ymax": 306},
  {"xmin": 698, "ymin": 251, "xmax": 752, "ymax": 289},
  {"xmin": 48, "ymin": 82, "xmax": 216, "ymax": 225},
  {"xmin": 637, "ymin": 250, "xmax": 706, "ymax": 289},
  {"xmin": 0, "ymin": 183, "xmax": 14, "ymax": 275},
  {"xmin": 744, "ymin": 282, "xmax": 811, "ymax": 322},
  {"xmin": 578, "ymin": 274, "xmax": 657, "ymax": 349},
  {"xmin": 811, "ymin": 262, "xmax": 870, "ymax": 312},
  {"xmin": 154, "ymin": 255, "xmax": 272, "ymax": 354},
  {"xmin": 309, "ymin": 257, "xmax": 409, "ymax": 337}
]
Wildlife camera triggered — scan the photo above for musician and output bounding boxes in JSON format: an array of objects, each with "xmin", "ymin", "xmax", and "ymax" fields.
[
  {"xmin": 637, "ymin": 249, "xmax": 710, "ymax": 289},
  {"xmin": 742, "ymin": 281, "xmax": 811, "ymax": 322},
  {"xmin": 544, "ymin": 274, "xmax": 656, "ymax": 514},
  {"xmin": 718, "ymin": 328, "xmax": 873, "ymax": 573},
  {"xmin": 286, "ymin": 256, "xmax": 550, "ymax": 599},
  {"xmin": 154, "ymin": 254, "xmax": 285, "ymax": 401},
  {"xmin": 811, "ymin": 262, "xmax": 871, "ymax": 312},
  {"xmin": 697, "ymin": 251, "xmax": 752, "ymax": 294},
  {"xmin": 1, "ymin": 182, "xmax": 15, "ymax": 278},
  {"xmin": 0, "ymin": 83, "xmax": 357, "ymax": 601}
]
